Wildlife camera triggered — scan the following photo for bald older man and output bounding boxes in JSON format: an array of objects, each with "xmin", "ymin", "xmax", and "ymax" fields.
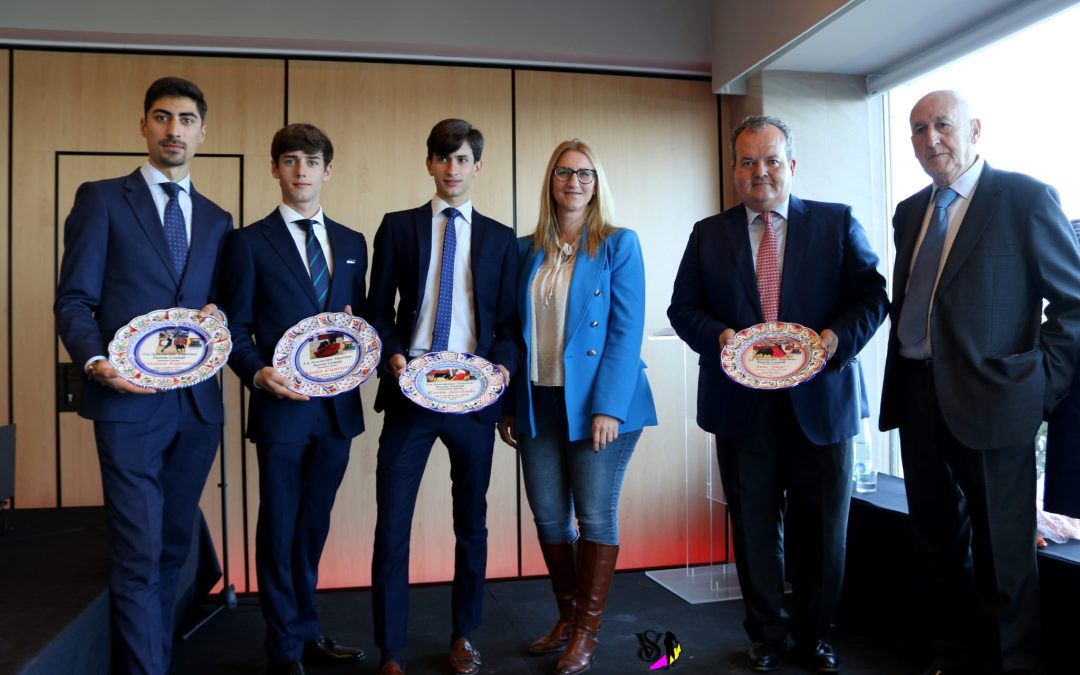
[{"xmin": 880, "ymin": 90, "xmax": 1080, "ymax": 674}]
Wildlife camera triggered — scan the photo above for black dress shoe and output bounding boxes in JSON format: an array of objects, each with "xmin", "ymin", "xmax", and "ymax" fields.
[
  {"xmin": 797, "ymin": 640, "xmax": 839, "ymax": 673},
  {"xmin": 748, "ymin": 640, "xmax": 783, "ymax": 672},
  {"xmin": 266, "ymin": 661, "xmax": 304, "ymax": 675},
  {"xmin": 302, "ymin": 636, "xmax": 365, "ymax": 664}
]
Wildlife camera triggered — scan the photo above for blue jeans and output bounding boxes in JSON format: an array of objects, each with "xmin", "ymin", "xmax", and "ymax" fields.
[{"xmin": 519, "ymin": 385, "xmax": 641, "ymax": 546}]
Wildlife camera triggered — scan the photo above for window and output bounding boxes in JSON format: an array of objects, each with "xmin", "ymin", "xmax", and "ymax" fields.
[{"xmin": 882, "ymin": 2, "xmax": 1080, "ymax": 479}]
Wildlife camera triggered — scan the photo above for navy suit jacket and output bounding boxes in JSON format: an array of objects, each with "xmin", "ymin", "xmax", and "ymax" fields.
[
  {"xmin": 220, "ymin": 209, "xmax": 368, "ymax": 443},
  {"xmin": 367, "ymin": 203, "xmax": 519, "ymax": 424},
  {"xmin": 55, "ymin": 168, "xmax": 232, "ymax": 423},
  {"xmin": 880, "ymin": 164, "xmax": 1080, "ymax": 449},
  {"xmin": 668, "ymin": 195, "xmax": 888, "ymax": 445}
]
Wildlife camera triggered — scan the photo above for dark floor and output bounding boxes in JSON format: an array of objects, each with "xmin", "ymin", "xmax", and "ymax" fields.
[{"xmin": 171, "ymin": 572, "xmax": 924, "ymax": 675}]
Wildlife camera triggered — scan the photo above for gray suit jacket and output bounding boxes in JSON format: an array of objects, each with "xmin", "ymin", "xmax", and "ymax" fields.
[{"xmin": 880, "ymin": 163, "xmax": 1080, "ymax": 449}]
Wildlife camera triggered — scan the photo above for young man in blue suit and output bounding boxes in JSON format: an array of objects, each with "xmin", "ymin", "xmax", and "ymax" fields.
[
  {"xmin": 669, "ymin": 115, "xmax": 888, "ymax": 673},
  {"xmin": 880, "ymin": 91, "xmax": 1080, "ymax": 675},
  {"xmin": 219, "ymin": 124, "xmax": 368, "ymax": 675},
  {"xmin": 367, "ymin": 119, "xmax": 518, "ymax": 675},
  {"xmin": 55, "ymin": 76, "xmax": 233, "ymax": 675}
]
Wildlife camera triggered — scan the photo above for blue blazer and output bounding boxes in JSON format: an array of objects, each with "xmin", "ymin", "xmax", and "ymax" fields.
[
  {"xmin": 514, "ymin": 229, "xmax": 657, "ymax": 442},
  {"xmin": 367, "ymin": 203, "xmax": 519, "ymax": 424},
  {"xmin": 668, "ymin": 196, "xmax": 887, "ymax": 445},
  {"xmin": 55, "ymin": 168, "xmax": 232, "ymax": 423},
  {"xmin": 219, "ymin": 209, "xmax": 369, "ymax": 443}
]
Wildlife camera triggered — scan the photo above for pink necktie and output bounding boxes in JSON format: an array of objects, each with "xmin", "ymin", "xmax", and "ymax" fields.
[{"xmin": 757, "ymin": 211, "xmax": 780, "ymax": 323}]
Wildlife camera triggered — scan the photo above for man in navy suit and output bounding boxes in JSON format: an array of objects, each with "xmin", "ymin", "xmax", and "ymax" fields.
[
  {"xmin": 219, "ymin": 124, "xmax": 368, "ymax": 675},
  {"xmin": 669, "ymin": 115, "xmax": 887, "ymax": 673},
  {"xmin": 367, "ymin": 119, "xmax": 518, "ymax": 675},
  {"xmin": 54, "ymin": 76, "xmax": 232, "ymax": 675},
  {"xmin": 880, "ymin": 91, "xmax": 1080, "ymax": 675}
]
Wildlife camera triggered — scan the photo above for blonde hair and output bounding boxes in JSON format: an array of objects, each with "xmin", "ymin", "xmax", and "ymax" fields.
[{"xmin": 533, "ymin": 139, "xmax": 617, "ymax": 258}]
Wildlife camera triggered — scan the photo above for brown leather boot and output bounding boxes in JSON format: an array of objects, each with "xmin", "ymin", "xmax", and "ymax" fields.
[
  {"xmin": 556, "ymin": 541, "xmax": 619, "ymax": 674},
  {"xmin": 529, "ymin": 541, "xmax": 577, "ymax": 654}
]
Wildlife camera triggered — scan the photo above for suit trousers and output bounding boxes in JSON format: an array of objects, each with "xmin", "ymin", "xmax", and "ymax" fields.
[
  {"xmin": 715, "ymin": 390, "xmax": 852, "ymax": 645},
  {"xmin": 255, "ymin": 403, "xmax": 351, "ymax": 663},
  {"xmin": 371, "ymin": 401, "xmax": 495, "ymax": 655},
  {"xmin": 94, "ymin": 390, "xmax": 219, "ymax": 675},
  {"xmin": 897, "ymin": 359, "xmax": 1040, "ymax": 674}
]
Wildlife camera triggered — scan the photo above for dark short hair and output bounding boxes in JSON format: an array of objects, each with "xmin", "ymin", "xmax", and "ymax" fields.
[
  {"xmin": 143, "ymin": 76, "xmax": 207, "ymax": 120},
  {"xmin": 426, "ymin": 118, "xmax": 484, "ymax": 161},
  {"xmin": 730, "ymin": 114, "xmax": 795, "ymax": 162},
  {"xmin": 271, "ymin": 123, "xmax": 334, "ymax": 165}
]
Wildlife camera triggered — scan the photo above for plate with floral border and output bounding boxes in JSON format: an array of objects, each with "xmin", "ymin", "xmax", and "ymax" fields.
[
  {"xmin": 399, "ymin": 350, "xmax": 506, "ymax": 413},
  {"xmin": 108, "ymin": 307, "xmax": 231, "ymax": 390},
  {"xmin": 720, "ymin": 321, "xmax": 827, "ymax": 390},
  {"xmin": 273, "ymin": 312, "xmax": 381, "ymax": 397}
]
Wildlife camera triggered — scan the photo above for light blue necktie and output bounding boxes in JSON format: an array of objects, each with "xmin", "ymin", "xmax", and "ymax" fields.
[
  {"xmin": 430, "ymin": 207, "xmax": 459, "ymax": 352},
  {"xmin": 897, "ymin": 187, "xmax": 959, "ymax": 349},
  {"xmin": 298, "ymin": 219, "xmax": 329, "ymax": 310},
  {"xmin": 160, "ymin": 182, "xmax": 188, "ymax": 278}
]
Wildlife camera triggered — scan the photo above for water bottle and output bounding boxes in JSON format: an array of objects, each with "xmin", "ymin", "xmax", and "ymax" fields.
[
  {"xmin": 853, "ymin": 427, "xmax": 877, "ymax": 493},
  {"xmin": 851, "ymin": 366, "xmax": 877, "ymax": 493}
]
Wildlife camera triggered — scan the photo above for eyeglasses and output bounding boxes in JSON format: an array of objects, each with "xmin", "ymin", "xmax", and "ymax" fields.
[{"xmin": 552, "ymin": 166, "xmax": 597, "ymax": 184}]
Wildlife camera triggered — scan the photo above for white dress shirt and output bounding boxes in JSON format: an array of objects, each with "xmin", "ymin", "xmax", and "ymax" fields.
[
  {"xmin": 278, "ymin": 203, "xmax": 334, "ymax": 277},
  {"xmin": 410, "ymin": 197, "xmax": 477, "ymax": 355},
  {"xmin": 141, "ymin": 162, "xmax": 193, "ymax": 244},
  {"xmin": 744, "ymin": 200, "xmax": 791, "ymax": 278},
  {"xmin": 899, "ymin": 156, "xmax": 984, "ymax": 359}
]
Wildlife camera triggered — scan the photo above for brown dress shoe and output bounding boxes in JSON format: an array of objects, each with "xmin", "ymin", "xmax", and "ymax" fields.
[
  {"xmin": 378, "ymin": 658, "xmax": 405, "ymax": 675},
  {"xmin": 449, "ymin": 637, "xmax": 482, "ymax": 675},
  {"xmin": 529, "ymin": 541, "xmax": 577, "ymax": 654}
]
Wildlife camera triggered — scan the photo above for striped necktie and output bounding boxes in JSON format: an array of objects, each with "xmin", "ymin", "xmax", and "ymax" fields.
[{"xmin": 298, "ymin": 219, "xmax": 329, "ymax": 310}]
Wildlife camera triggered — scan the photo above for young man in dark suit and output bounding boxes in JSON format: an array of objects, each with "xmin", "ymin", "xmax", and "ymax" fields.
[
  {"xmin": 219, "ymin": 124, "xmax": 368, "ymax": 675},
  {"xmin": 367, "ymin": 119, "xmax": 518, "ymax": 675},
  {"xmin": 668, "ymin": 115, "xmax": 888, "ymax": 673},
  {"xmin": 880, "ymin": 90, "xmax": 1080, "ymax": 675},
  {"xmin": 55, "ymin": 76, "xmax": 233, "ymax": 675}
]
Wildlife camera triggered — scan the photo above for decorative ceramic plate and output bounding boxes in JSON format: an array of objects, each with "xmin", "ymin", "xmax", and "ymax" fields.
[
  {"xmin": 399, "ymin": 351, "xmax": 505, "ymax": 413},
  {"xmin": 108, "ymin": 307, "xmax": 231, "ymax": 390},
  {"xmin": 273, "ymin": 312, "xmax": 382, "ymax": 397},
  {"xmin": 720, "ymin": 321, "xmax": 827, "ymax": 389}
]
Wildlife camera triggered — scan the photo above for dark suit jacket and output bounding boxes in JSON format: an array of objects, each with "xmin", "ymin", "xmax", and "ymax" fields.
[
  {"xmin": 367, "ymin": 203, "xmax": 518, "ymax": 423},
  {"xmin": 880, "ymin": 163, "xmax": 1080, "ymax": 449},
  {"xmin": 668, "ymin": 195, "xmax": 888, "ymax": 445},
  {"xmin": 220, "ymin": 209, "xmax": 368, "ymax": 443},
  {"xmin": 55, "ymin": 168, "xmax": 232, "ymax": 423}
]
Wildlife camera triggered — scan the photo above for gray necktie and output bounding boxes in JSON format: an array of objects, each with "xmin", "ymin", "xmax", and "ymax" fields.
[{"xmin": 896, "ymin": 187, "xmax": 959, "ymax": 350}]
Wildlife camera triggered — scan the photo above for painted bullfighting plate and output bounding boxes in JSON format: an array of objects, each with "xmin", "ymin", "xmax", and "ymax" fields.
[
  {"xmin": 273, "ymin": 312, "xmax": 381, "ymax": 397},
  {"xmin": 399, "ymin": 350, "xmax": 505, "ymax": 413},
  {"xmin": 108, "ymin": 307, "xmax": 231, "ymax": 390},
  {"xmin": 720, "ymin": 321, "xmax": 826, "ymax": 390}
]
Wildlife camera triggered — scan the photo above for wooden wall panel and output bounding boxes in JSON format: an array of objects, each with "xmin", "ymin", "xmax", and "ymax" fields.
[
  {"xmin": 0, "ymin": 50, "xmax": 8, "ymax": 429},
  {"xmin": 287, "ymin": 61, "xmax": 517, "ymax": 588},
  {"xmin": 514, "ymin": 71, "xmax": 721, "ymax": 572},
  {"xmin": 7, "ymin": 49, "xmax": 723, "ymax": 589},
  {"xmin": 12, "ymin": 52, "xmax": 283, "ymax": 596}
]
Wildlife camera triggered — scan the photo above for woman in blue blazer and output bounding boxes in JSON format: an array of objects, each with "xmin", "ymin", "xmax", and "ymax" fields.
[{"xmin": 498, "ymin": 139, "xmax": 656, "ymax": 675}]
